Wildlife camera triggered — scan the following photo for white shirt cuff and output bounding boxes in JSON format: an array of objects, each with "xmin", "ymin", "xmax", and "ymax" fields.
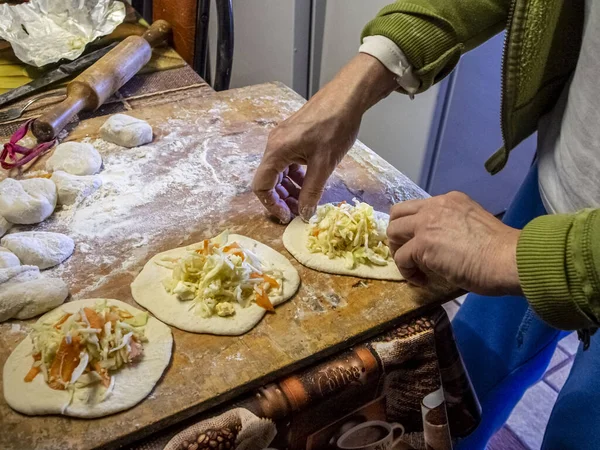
[{"xmin": 359, "ymin": 35, "xmax": 420, "ymax": 97}]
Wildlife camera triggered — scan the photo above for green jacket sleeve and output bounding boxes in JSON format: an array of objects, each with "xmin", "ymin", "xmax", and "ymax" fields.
[
  {"xmin": 517, "ymin": 209, "xmax": 600, "ymax": 330},
  {"xmin": 362, "ymin": 0, "xmax": 510, "ymax": 92}
]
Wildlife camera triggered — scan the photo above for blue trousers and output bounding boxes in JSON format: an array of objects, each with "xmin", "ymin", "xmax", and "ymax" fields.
[{"xmin": 453, "ymin": 165, "xmax": 600, "ymax": 449}]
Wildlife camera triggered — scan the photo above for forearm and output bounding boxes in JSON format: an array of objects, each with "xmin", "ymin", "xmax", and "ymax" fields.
[
  {"xmin": 317, "ymin": 53, "xmax": 398, "ymax": 116},
  {"xmin": 518, "ymin": 209, "xmax": 600, "ymax": 330}
]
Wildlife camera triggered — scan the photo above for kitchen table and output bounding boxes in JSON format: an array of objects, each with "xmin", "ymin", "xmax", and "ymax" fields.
[{"xmin": 0, "ymin": 23, "xmax": 479, "ymax": 450}]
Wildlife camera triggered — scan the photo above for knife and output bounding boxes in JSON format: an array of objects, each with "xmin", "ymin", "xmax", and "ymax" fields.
[{"xmin": 0, "ymin": 41, "xmax": 119, "ymax": 108}]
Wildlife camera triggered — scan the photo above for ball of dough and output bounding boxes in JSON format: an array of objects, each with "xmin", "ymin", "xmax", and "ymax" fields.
[
  {"xmin": 0, "ymin": 178, "xmax": 57, "ymax": 225},
  {"xmin": 46, "ymin": 142, "xmax": 102, "ymax": 176},
  {"xmin": 100, "ymin": 114, "xmax": 153, "ymax": 148},
  {"xmin": 1, "ymin": 232, "xmax": 74, "ymax": 270},
  {"xmin": 0, "ymin": 247, "xmax": 20, "ymax": 268},
  {"xmin": 51, "ymin": 171, "xmax": 102, "ymax": 206},
  {"xmin": 0, "ymin": 215, "xmax": 11, "ymax": 237},
  {"xmin": 0, "ymin": 265, "xmax": 68, "ymax": 322}
]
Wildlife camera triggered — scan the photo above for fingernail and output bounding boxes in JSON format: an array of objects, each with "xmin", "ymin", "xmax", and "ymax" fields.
[{"xmin": 300, "ymin": 205, "xmax": 316, "ymax": 222}]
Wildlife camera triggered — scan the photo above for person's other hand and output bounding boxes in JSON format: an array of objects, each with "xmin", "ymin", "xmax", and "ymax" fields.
[
  {"xmin": 252, "ymin": 53, "xmax": 398, "ymax": 224},
  {"xmin": 387, "ymin": 192, "xmax": 522, "ymax": 296}
]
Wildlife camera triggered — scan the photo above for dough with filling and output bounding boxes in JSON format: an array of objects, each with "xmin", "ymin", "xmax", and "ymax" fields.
[
  {"xmin": 131, "ymin": 234, "xmax": 300, "ymax": 335},
  {"xmin": 283, "ymin": 211, "xmax": 403, "ymax": 281},
  {"xmin": 3, "ymin": 298, "xmax": 173, "ymax": 417}
]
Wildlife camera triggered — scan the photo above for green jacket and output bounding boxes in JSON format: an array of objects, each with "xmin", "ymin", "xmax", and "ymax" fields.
[{"xmin": 363, "ymin": 0, "xmax": 600, "ymax": 332}]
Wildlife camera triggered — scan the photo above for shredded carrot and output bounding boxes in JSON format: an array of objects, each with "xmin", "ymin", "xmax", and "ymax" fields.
[
  {"xmin": 93, "ymin": 361, "xmax": 111, "ymax": 388},
  {"xmin": 262, "ymin": 274, "xmax": 279, "ymax": 288},
  {"xmin": 255, "ymin": 288, "xmax": 275, "ymax": 312},
  {"xmin": 53, "ymin": 313, "xmax": 72, "ymax": 329},
  {"xmin": 48, "ymin": 336, "xmax": 81, "ymax": 390},
  {"xmin": 33, "ymin": 352, "xmax": 41, "ymax": 361},
  {"xmin": 338, "ymin": 200, "xmax": 347, "ymax": 206},
  {"xmin": 222, "ymin": 242, "xmax": 241, "ymax": 252},
  {"xmin": 84, "ymin": 307, "xmax": 105, "ymax": 331},
  {"xmin": 24, "ymin": 365, "xmax": 41, "ymax": 383},
  {"xmin": 311, "ymin": 229, "xmax": 320, "ymax": 237},
  {"xmin": 118, "ymin": 310, "xmax": 133, "ymax": 319},
  {"xmin": 251, "ymin": 272, "xmax": 279, "ymax": 288},
  {"xmin": 232, "ymin": 250, "xmax": 245, "ymax": 260}
]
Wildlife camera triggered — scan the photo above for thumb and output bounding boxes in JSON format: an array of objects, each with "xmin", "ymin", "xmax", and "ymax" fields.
[
  {"xmin": 394, "ymin": 240, "xmax": 429, "ymax": 287},
  {"xmin": 298, "ymin": 158, "xmax": 334, "ymax": 221}
]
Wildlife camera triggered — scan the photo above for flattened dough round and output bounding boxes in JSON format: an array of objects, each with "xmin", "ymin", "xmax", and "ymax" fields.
[
  {"xmin": 46, "ymin": 142, "xmax": 102, "ymax": 176},
  {"xmin": 3, "ymin": 298, "xmax": 173, "ymax": 418},
  {"xmin": 283, "ymin": 211, "xmax": 403, "ymax": 281},
  {"xmin": 131, "ymin": 234, "xmax": 300, "ymax": 335}
]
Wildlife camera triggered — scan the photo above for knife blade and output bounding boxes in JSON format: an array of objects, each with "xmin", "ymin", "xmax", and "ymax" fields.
[{"xmin": 0, "ymin": 41, "xmax": 119, "ymax": 108}]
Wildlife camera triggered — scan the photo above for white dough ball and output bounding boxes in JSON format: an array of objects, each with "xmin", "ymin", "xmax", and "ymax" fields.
[
  {"xmin": 0, "ymin": 178, "xmax": 57, "ymax": 225},
  {"xmin": 100, "ymin": 113, "xmax": 153, "ymax": 148},
  {"xmin": 0, "ymin": 247, "xmax": 19, "ymax": 268},
  {"xmin": 0, "ymin": 265, "xmax": 68, "ymax": 322},
  {"xmin": 51, "ymin": 171, "xmax": 102, "ymax": 206},
  {"xmin": 46, "ymin": 142, "xmax": 102, "ymax": 176},
  {"xmin": 0, "ymin": 215, "xmax": 11, "ymax": 237},
  {"xmin": 1, "ymin": 232, "xmax": 74, "ymax": 270}
]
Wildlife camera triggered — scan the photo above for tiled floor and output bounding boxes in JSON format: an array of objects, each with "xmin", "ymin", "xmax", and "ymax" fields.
[{"xmin": 442, "ymin": 297, "xmax": 579, "ymax": 450}]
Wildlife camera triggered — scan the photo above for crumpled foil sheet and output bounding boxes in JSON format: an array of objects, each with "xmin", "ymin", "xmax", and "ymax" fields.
[{"xmin": 0, "ymin": 0, "xmax": 125, "ymax": 67}]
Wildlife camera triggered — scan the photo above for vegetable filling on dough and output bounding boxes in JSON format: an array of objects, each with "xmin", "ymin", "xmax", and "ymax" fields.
[
  {"xmin": 308, "ymin": 199, "xmax": 392, "ymax": 269},
  {"xmin": 157, "ymin": 231, "xmax": 283, "ymax": 317},
  {"xmin": 25, "ymin": 300, "xmax": 148, "ymax": 398}
]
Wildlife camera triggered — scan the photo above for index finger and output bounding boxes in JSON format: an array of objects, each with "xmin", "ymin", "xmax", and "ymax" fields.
[
  {"xmin": 389, "ymin": 198, "xmax": 427, "ymax": 221},
  {"xmin": 252, "ymin": 162, "xmax": 292, "ymax": 224}
]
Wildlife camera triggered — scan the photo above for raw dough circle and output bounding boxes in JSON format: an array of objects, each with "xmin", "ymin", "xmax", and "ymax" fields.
[
  {"xmin": 0, "ymin": 178, "xmax": 57, "ymax": 225},
  {"xmin": 283, "ymin": 211, "xmax": 404, "ymax": 281},
  {"xmin": 3, "ymin": 298, "xmax": 173, "ymax": 418},
  {"xmin": 46, "ymin": 142, "xmax": 102, "ymax": 176},
  {"xmin": 100, "ymin": 114, "xmax": 153, "ymax": 148},
  {"xmin": 1, "ymin": 231, "xmax": 75, "ymax": 270},
  {"xmin": 131, "ymin": 234, "xmax": 300, "ymax": 335}
]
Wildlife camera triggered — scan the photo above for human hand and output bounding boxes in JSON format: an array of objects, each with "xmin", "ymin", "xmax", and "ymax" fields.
[
  {"xmin": 252, "ymin": 53, "xmax": 398, "ymax": 224},
  {"xmin": 387, "ymin": 191, "xmax": 522, "ymax": 296}
]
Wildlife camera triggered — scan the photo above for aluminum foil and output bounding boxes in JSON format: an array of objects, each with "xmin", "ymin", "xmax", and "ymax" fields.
[{"xmin": 0, "ymin": 0, "xmax": 125, "ymax": 67}]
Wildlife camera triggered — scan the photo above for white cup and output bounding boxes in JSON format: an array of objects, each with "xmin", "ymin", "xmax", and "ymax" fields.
[{"xmin": 336, "ymin": 420, "xmax": 406, "ymax": 450}]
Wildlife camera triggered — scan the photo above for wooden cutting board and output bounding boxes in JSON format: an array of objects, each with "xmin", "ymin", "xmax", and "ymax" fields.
[{"xmin": 0, "ymin": 82, "xmax": 458, "ymax": 450}]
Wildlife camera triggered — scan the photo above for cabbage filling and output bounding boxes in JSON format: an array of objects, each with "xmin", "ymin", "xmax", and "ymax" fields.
[
  {"xmin": 158, "ymin": 232, "xmax": 283, "ymax": 318},
  {"xmin": 307, "ymin": 199, "xmax": 392, "ymax": 269},
  {"xmin": 24, "ymin": 300, "xmax": 148, "ymax": 400}
]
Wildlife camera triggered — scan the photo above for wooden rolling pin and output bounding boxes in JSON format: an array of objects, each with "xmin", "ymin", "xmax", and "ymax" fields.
[{"xmin": 31, "ymin": 20, "xmax": 172, "ymax": 142}]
